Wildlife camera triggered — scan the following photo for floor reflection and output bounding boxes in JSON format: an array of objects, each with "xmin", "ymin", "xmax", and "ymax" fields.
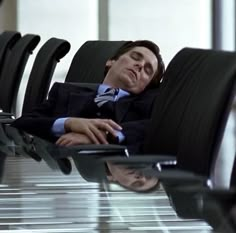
[{"xmin": 0, "ymin": 156, "xmax": 212, "ymax": 232}]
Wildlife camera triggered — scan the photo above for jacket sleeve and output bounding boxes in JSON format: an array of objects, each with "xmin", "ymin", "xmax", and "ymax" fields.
[{"xmin": 11, "ymin": 83, "xmax": 61, "ymax": 142}]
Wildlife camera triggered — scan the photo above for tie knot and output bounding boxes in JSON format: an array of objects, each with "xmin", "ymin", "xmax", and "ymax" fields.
[
  {"xmin": 105, "ymin": 87, "xmax": 119, "ymax": 95},
  {"xmin": 94, "ymin": 87, "xmax": 119, "ymax": 107}
]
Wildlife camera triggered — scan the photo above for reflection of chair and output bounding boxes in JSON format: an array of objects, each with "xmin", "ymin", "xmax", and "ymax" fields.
[
  {"xmin": 0, "ymin": 34, "xmax": 40, "ymax": 113},
  {"xmin": 65, "ymin": 40, "xmax": 128, "ymax": 83},
  {"xmin": 0, "ymin": 31, "xmax": 21, "ymax": 80},
  {"xmin": 22, "ymin": 37, "xmax": 71, "ymax": 114}
]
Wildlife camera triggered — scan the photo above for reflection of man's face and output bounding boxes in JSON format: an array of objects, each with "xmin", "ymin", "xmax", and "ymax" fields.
[{"xmin": 106, "ymin": 162, "xmax": 158, "ymax": 191}]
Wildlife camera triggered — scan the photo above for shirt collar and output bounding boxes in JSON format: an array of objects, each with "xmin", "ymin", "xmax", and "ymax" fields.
[{"xmin": 98, "ymin": 84, "xmax": 130, "ymax": 100}]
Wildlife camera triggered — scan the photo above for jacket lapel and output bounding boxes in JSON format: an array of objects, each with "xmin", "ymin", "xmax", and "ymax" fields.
[
  {"xmin": 67, "ymin": 86, "xmax": 98, "ymax": 116},
  {"xmin": 115, "ymin": 96, "xmax": 134, "ymax": 122}
]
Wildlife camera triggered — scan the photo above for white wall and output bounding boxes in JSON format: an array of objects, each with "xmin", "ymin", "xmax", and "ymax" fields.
[{"xmin": 109, "ymin": 0, "xmax": 212, "ymax": 65}]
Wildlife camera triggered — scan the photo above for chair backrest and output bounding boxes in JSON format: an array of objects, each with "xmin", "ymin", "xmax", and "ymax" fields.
[
  {"xmin": 0, "ymin": 34, "xmax": 40, "ymax": 113},
  {"xmin": 144, "ymin": 48, "xmax": 236, "ymax": 181},
  {"xmin": 65, "ymin": 40, "xmax": 128, "ymax": 83},
  {"xmin": 0, "ymin": 31, "xmax": 21, "ymax": 78},
  {"xmin": 22, "ymin": 37, "xmax": 71, "ymax": 114}
]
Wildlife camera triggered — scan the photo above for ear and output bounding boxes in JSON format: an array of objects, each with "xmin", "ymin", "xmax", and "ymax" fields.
[{"xmin": 106, "ymin": 59, "xmax": 115, "ymax": 68}]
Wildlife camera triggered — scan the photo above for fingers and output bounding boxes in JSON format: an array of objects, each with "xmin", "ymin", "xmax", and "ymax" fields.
[
  {"xmin": 55, "ymin": 132, "xmax": 102, "ymax": 147},
  {"xmin": 103, "ymin": 119, "xmax": 122, "ymax": 131},
  {"xmin": 93, "ymin": 119, "xmax": 122, "ymax": 138},
  {"xmin": 61, "ymin": 118, "xmax": 122, "ymax": 145},
  {"xmin": 87, "ymin": 125, "xmax": 108, "ymax": 144},
  {"xmin": 55, "ymin": 136, "xmax": 69, "ymax": 146}
]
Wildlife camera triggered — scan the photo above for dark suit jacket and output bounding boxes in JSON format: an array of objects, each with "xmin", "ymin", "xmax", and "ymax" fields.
[{"xmin": 12, "ymin": 82, "xmax": 158, "ymax": 153}]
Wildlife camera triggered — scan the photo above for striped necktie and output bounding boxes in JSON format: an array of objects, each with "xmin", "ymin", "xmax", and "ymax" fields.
[{"xmin": 94, "ymin": 87, "xmax": 119, "ymax": 107}]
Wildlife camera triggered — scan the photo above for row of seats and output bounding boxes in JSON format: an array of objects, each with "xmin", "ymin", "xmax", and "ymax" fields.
[
  {"xmin": 0, "ymin": 30, "xmax": 235, "ymax": 232},
  {"xmin": 0, "ymin": 31, "xmax": 70, "ymax": 116}
]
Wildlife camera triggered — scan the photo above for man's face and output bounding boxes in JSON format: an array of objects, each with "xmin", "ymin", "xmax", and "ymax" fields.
[
  {"xmin": 106, "ymin": 162, "xmax": 158, "ymax": 191},
  {"xmin": 103, "ymin": 46, "xmax": 158, "ymax": 94}
]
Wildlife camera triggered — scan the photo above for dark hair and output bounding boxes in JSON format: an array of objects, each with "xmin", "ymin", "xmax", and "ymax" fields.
[{"xmin": 105, "ymin": 40, "xmax": 165, "ymax": 89}]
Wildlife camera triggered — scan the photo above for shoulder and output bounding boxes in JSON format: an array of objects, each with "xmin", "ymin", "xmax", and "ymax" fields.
[
  {"xmin": 50, "ymin": 82, "xmax": 99, "ymax": 93},
  {"xmin": 134, "ymin": 88, "xmax": 159, "ymax": 101}
]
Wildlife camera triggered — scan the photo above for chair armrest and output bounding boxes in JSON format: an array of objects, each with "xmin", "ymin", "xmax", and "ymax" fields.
[
  {"xmin": 0, "ymin": 110, "xmax": 15, "ymax": 124},
  {"xmin": 100, "ymin": 155, "xmax": 176, "ymax": 170},
  {"xmin": 46, "ymin": 144, "xmax": 129, "ymax": 158},
  {"xmin": 0, "ymin": 109, "xmax": 15, "ymax": 117},
  {"xmin": 0, "ymin": 118, "xmax": 15, "ymax": 124}
]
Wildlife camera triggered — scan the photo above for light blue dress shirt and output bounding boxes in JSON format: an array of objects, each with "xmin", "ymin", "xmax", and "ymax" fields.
[{"xmin": 52, "ymin": 84, "xmax": 129, "ymax": 143}]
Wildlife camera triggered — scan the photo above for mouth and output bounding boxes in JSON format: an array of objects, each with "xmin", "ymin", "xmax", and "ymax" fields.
[{"xmin": 127, "ymin": 69, "xmax": 137, "ymax": 80}]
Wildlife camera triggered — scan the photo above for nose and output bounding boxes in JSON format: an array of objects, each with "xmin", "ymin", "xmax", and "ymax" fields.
[
  {"xmin": 134, "ymin": 171, "xmax": 146, "ymax": 181},
  {"xmin": 134, "ymin": 60, "xmax": 144, "ymax": 72}
]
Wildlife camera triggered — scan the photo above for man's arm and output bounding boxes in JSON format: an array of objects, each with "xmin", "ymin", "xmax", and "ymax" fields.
[
  {"xmin": 63, "ymin": 117, "xmax": 122, "ymax": 144},
  {"xmin": 11, "ymin": 83, "xmax": 61, "ymax": 142}
]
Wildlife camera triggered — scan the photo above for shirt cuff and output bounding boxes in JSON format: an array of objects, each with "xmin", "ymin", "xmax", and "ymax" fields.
[
  {"xmin": 51, "ymin": 118, "xmax": 68, "ymax": 137},
  {"xmin": 116, "ymin": 130, "xmax": 125, "ymax": 143}
]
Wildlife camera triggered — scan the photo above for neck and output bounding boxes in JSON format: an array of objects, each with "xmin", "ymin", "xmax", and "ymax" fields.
[{"xmin": 102, "ymin": 79, "xmax": 115, "ymax": 88}]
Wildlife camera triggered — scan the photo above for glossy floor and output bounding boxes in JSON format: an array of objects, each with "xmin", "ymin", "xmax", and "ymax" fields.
[{"xmin": 0, "ymin": 156, "xmax": 212, "ymax": 233}]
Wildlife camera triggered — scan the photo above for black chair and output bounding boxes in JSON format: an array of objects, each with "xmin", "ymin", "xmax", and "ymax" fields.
[
  {"xmin": 8, "ymin": 41, "xmax": 236, "ymax": 230},
  {"xmin": 65, "ymin": 40, "xmax": 128, "ymax": 83},
  {"xmin": 0, "ymin": 31, "xmax": 21, "ymax": 79},
  {"xmin": 54, "ymin": 46, "xmax": 236, "ymax": 230},
  {"xmin": 16, "ymin": 40, "xmax": 127, "ymax": 174},
  {"xmin": 22, "ymin": 37, "xmax": 71, "ymax": 114},
  {"xmin": 143, "ymin": 47, "xmax": 235, "ymax": 179},
  {"xmin": 137, "ymin": 47, "xmax": 236, "ymax": 229},
  {"xmin": 0, "ymin": 34, "xmax": 40, "ymax": 114}
]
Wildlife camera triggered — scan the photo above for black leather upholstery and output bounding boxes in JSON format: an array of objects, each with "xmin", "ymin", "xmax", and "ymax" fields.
[
  {"xmin": 65, "ymin": 40, "xmax": 128, "ymax": 83},
  {"xmin": 0, "ymin": 31, "xmax": 21, "ymax": 79},
  {"xmin": 22, "ymin": 37, "xmax": 70, "ymax": 114},
  {"xmin": 144, "ymin": 48, "xmax": 236, "ymax": 177},
  {"xmin": 0, "ymin": 34, "xmax": 40, "ymax": 113},
  {"xmin": 142, "ymin": 48, "xmax": 236, "ymax": 226}
]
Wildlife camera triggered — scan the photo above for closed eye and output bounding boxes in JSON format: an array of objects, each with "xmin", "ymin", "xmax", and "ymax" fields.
[
  {"xmin": 144, "ymin": 64, "xmax": 154, "ymax": 76},
  {"xmin": 130, "ymin": 51, "xmax": 142, "ymax": 60}
]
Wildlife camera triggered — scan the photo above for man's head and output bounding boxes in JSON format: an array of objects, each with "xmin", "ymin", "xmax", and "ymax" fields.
[
  {"xmin": 103, "ymin": 40, "xmax": 165, "ymax": 94},
  {"xmin": 106, "ymin": 162, "xmax": 159, "ymax": 192}
]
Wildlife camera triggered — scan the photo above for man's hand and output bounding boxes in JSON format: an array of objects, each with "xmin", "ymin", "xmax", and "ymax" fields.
[
  {"xmin": 56, "ymin": 132, "xmax": 93, "ymax": 146},
  {"xmin": 64, "ymin": 117, "xmax": 122, "ymax": 144}
]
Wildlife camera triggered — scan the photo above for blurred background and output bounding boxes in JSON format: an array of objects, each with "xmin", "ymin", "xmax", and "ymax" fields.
[
  {"xmin": 0, "ymin": 0, "xmax": 235, "ymax": 113},
  {"xmin": 1, "ymin": 0, "xmax": 234, "ymax": 76}
]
